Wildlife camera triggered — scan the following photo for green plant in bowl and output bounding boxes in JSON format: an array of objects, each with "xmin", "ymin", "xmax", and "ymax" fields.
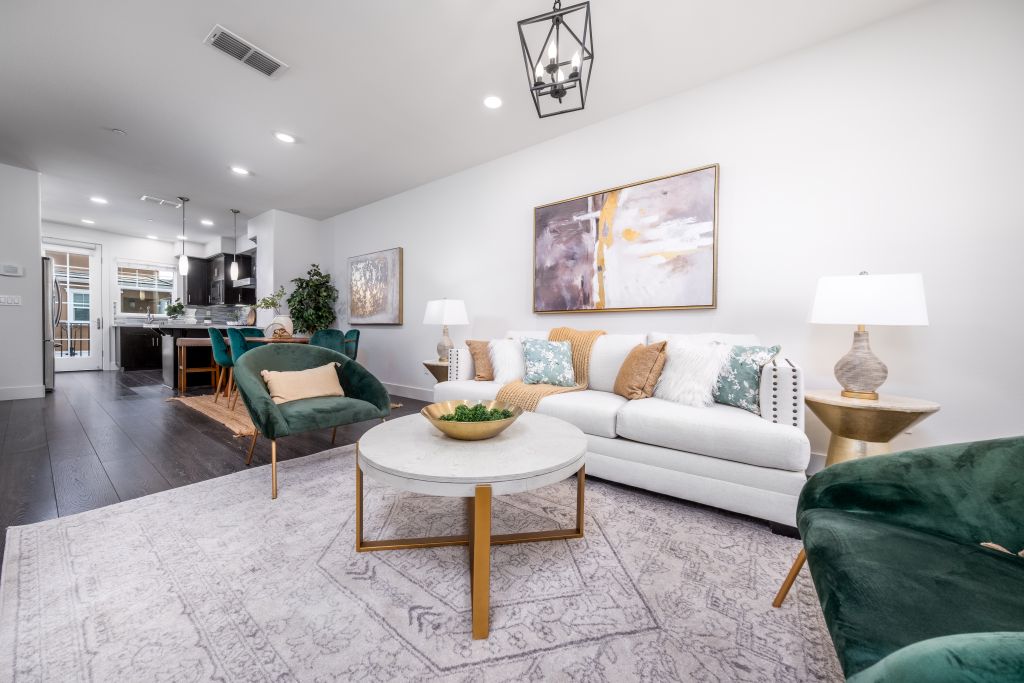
[{"xmin": 439, "ymin": 403, "xmax": 514, "ymax": 422}]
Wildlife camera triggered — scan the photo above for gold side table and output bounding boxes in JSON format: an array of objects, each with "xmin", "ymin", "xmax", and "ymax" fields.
[
  {"xmin": 422, "ymin": 360, "xmax": 449, "ymax": 383},
  {"xmin": 771, "ymin": 390, "xmax": 940, "ymax": 608}
]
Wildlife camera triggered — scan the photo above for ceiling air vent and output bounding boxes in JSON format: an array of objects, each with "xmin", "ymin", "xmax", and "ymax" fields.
[
  {"xmin": 204, "ymin": 25, "xmax": 288, "ymax": 78},
  {"xmin": 140, "ymin": 195, "xmax": 182, "ymax": 208}
]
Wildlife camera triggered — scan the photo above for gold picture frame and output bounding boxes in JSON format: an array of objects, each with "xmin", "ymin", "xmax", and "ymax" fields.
[{"xmin": 533, "ymin": 164, "xmax": 719, "ymax": 314}]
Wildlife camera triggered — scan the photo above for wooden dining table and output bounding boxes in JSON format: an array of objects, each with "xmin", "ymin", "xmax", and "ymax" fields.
[{"xmin": 175, "ymin": 335, "xmax": 310, "ymax": 392}]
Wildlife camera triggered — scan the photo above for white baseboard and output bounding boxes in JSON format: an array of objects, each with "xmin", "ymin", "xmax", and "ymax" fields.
[
  {"xmin": 383, "ymin": 382, "xmax": 433, "ymax": 403},
  {"xmin": 0, "ymin": 384, "xmax": 46, "ymax": 400}
]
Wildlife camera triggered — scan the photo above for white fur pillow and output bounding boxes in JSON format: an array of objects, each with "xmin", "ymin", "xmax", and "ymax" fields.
[
  {"xmin": 489, "ymin": 339, "xmax": 526, "ymax": 384},
  {"xmin": 655, "ymin": 341, "xmax": 732, "ymax": 407}
]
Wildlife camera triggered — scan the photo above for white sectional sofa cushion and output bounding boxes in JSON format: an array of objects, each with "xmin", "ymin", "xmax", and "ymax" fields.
[
  {"xmin": 434, "ymin": 380, "xmax": 503, "ymax": 403},
  {"xmin": 648, "ymin": 331, "xmax": 761, "ymax": 346},
  {"xmin": 616, "ymin": 398, "xmax": 809, "ymax": 471},
  {"xmin": 535, "ymin": 390, "xmax": 627, "ymax": 439},
  {"xmin": 587, "ymin": 334, "xmax": 647, "ymax": 393}
]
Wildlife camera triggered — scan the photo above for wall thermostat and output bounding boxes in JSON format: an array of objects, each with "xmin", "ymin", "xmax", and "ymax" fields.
[{"xmin": 0, "ymin": 263, "xmax": 25, "ymax": 277}]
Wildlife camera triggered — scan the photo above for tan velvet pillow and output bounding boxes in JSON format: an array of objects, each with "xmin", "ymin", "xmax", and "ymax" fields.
[
  {"xmin": 260, "ymin": 362, "xmax": 344, "ymax": 404},
  {"xmin": 466, "ymin": 340, "xmax": 494, "ymax": 381},
  {"xmin": 613, "ymin": 341, "xmax": 667, "ymax": 400}
]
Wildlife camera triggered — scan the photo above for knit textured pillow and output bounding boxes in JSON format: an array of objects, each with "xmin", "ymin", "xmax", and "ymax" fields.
[
  {"xmin": 466, "ymin": 340, "xmax": 494, "ymax": 381},
  {"xmin": 613, "ymin": 341, "xmax": 667, "ymax": 400},
  {"xmin": 522, "ymin": 339, "xmax": 576, "ymax": 387}
]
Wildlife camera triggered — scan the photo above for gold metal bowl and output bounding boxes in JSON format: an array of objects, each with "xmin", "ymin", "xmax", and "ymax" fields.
[{"xmin": 421, "ymin": 400, "xmax": 523, "ymax": 441}]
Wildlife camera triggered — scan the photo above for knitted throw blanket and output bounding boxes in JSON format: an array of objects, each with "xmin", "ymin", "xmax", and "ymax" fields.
[{"xmin": 496, "ymin": 327, "xmax": 606, "ymax": 412}]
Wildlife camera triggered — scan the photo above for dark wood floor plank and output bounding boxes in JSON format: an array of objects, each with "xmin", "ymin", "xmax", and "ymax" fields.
[
  {"xmin": 3, "ymin": 400, "xmax": 48, "ymax": 454},
  {"xmin": 103, "ymin": 457, "xmax": 172, "ymax": 501},
  {"xmin": 51, "ymin": 455, "xmax": 121, "ymax": 516},
  {"xmin": 0, "ymin": 445, "xmax": 57, "ymax": 559}
]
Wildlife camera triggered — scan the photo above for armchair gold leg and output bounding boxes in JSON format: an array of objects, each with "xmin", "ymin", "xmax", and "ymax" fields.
[
  {"xmin": 271, "ymin": 439, "xmax": 278, "ymax": 500},
  {"xmin": 246, "ymin": 431, "xmax": 258, "ymax": 465},
  {"xmin": 331, "ymin": 426, "xmax": 337, "ymax": 445},
  {"xmin": 772, "ymin": 548, "xmax": 807, "ymax": 608}
]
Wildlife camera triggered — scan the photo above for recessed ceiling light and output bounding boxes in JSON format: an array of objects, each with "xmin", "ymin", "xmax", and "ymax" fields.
[
  {"xmin": 90, "ymin": 196, "xmax": 108, "ymax": 205},
  {"xmin": 81, "ymin": 218, "xmax": 95, "ymax": 224},
  {"xmin": 200, "ymin": 219, "xmax": 214, "ymax": 226},
  {"xmin": 147, "ymin": 219, "xmax": 154, "ymax": 222},
  {"xmin": 231, "ymin": 166, "xmax": 250, "ymax": 175},
  {"xmin": 274, "ymin": 131, "xmax": 296, "ymax": 143},
  {"xmin": 483, "ymin": 96, "xmax": 503, "ymax": 109},
  {"xmin": 147, "ymin": 235, "xmax": 158, "ymax": 240}
]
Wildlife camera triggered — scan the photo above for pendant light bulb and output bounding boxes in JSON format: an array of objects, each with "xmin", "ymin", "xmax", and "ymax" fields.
[
  {"xmin": 535, "ymin": 62, "xmax": 544, "ymax": 80},
  {"xmin": 178, "ymin": 253, "xmax": 189, "ymax": 276},
  {"xmin": 571, "ymin": 51, "xmax": 581, "ymax": 69},
  {"xmin": 229, "ymin": 260, "xmax": 239, "ymax": 281},
  {"xmin": 230, "ymin": 208, "xmax": 240, "ymax": 283},
  {"xmin": 547, "ymin": 39, "xmax": 557, "ymax": 61},
  {"xmin": 177, "ymin": 196, "xmax": 190, "ymax": 277},
  {"xmin": 556, "ymin": 68, "xmax": 565, "ymax": 83}
]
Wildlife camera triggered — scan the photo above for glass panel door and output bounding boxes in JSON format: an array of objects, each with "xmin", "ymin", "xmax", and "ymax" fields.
[{"xmin": 45, "ymin": 245, "xmax": 103, "ymax": 371}]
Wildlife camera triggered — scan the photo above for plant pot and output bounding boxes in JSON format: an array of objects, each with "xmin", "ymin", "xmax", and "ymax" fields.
[{"xmin": 264, "ymin": 315, "xmax": 294, "ymax": 337}]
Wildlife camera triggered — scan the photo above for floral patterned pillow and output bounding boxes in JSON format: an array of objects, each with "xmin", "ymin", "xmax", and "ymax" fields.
[
  {"xmin": 713, "ymin": 344, "xmax": 780, "ymax": 415},
  {"xmin": 522, "ymin": 339, "xmax": 576, "ymax": 387}
]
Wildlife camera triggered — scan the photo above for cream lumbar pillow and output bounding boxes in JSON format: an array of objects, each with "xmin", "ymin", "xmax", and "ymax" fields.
[
  {"xmin": 654, "ymin": 341, "xmax": 732, "ymax": 407},
  {"xmin": 260, "ymin": 362, "xmax": 344, "ymax": 405},
  {"xmin": 489, "ymin": 339, "xmax": 526, "ymax": 384}
]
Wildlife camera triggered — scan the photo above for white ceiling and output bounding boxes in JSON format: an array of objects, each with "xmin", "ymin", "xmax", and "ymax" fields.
[{"xmin": 0, "ymin": 0, "xmax": 931, "ymax": 241}]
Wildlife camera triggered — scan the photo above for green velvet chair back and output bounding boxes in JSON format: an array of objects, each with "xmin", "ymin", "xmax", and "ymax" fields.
[
  {"xmin": 208, "ymin": 328, "xmax": 232, "ymax": 367},
  {"xmin": 309, "ymin": 329, "xmax": 360, "ymax": 360},
  {"xmin": 227, "ymin": 327, "xmax": 267, "ymax": 364},
  {"xmin": 233, "ymin": 343, "xmax": 390, "ymax": 439}
]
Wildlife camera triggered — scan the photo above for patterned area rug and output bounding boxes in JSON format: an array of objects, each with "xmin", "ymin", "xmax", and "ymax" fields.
[{"xmin": 0, "ymin": 446, "xmax": 841, "ymax": 681}]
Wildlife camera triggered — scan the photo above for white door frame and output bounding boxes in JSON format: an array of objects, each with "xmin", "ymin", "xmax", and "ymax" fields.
[{"xmin": 44, "ymin": 240, "xmax": 103, "ymax": 372}]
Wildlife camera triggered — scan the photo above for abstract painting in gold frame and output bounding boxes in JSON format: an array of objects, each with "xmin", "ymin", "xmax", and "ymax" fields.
[
  {"xmin": 348, "ymin": 247, "xmax": 403, "ymax": 325},
  {"xmin": 533, "ymin": 164, "xmax": 718, "ymax": 313}
]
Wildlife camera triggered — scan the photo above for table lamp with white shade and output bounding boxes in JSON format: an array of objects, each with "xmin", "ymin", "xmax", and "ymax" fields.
[
  {"xmin": 809, "ymin": 272, "xmax": 928, "ymax": 400},
  {"xmin": 423, "ymin": 299, "xmax": 469, "ymax": 361}
]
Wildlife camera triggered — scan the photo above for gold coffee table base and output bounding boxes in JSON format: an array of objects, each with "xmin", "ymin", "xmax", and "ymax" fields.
[{"xmin": 354, "ymin": 453, "xmax": 585, "ymax": 640}]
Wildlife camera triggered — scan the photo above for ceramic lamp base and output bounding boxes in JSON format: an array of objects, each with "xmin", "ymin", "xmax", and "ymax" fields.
[
  {"xmin": 436, "ymin": 325, "xmax": 453, "ymax": 362},
  {"xmin": 834, "ymin": 328, "xmax": 887, "ymax": 400}
]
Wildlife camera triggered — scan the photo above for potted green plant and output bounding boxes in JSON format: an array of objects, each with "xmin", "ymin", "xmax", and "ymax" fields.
[
  {"xmin": 288, "ymin": 264, "xmax": 338, "ymax": 334},
  {"xmin": 256, "ymin": 285, "xmax": 292, "ymax": 335},
  {"xmin": 165, "ymin": 298, "xmax": 185, "ymax": 318}
]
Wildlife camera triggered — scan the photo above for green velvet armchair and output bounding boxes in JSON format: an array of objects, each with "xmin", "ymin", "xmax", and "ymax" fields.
[
  {"xmin": 798, "ymin": 436, "xmax": 1024, "ymax": 682},
  {"xmin": 233, "ymin": 344, "xmax": 391, "ymax": 499}
]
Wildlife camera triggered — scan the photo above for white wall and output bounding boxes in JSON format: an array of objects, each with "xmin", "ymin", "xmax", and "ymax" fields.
[
  {"xmin": 247, "ymin": 209, "xmax": 333, "ymax": 326},
  {"xmin": 325, "ymin": 0, "xmax": 1024, "ymax": 455},
  {"xmin": 41, "ymin": 221, "xmax": 179, "ymax": 370},
  {"xmin": 0, "ymin": 163, "xmax": 43, "ymax": 399}
]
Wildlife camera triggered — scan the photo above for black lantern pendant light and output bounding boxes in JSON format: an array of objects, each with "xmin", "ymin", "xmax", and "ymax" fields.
[
  {"xmin": 518, "ymin": 1, "xmax": 594, "ymax": 118},
  {"xmin": 229, "ymin": 209, "xmax": 240, "ymax": 281},
  {"xmin": 177, "ymin": 196, "xmax": 190, "ymax": 276}
]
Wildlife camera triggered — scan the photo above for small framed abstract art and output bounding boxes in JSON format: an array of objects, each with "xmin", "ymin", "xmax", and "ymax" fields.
[
  {"xmin": 348, "ymin": 247, "xmax": 404, "ymax": 325},
  {"xmin": 533, "ymin": 164, "xmax": 718, "ymax": 313}
]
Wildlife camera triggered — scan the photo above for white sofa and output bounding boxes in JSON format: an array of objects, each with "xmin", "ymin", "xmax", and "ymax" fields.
[{"xmin": 434, "ymin": 331, "xmax": 809, "ymax": 527}]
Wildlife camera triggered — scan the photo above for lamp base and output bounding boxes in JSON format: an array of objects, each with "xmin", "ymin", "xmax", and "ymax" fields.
[
  {"xmin": 436, "ymin": 325, "xmax": 453, "ymax": 362},
  {"xmin": 834, "ymin": 328, "xmax": 887, "ymax": 401}
]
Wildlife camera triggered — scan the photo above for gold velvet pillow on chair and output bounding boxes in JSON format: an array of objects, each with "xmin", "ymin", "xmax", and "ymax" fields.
[
  {"xmin": 260, "ymin": 362, "xmax": 344, "ymax": 404},
  {"xmin": 466, "ymin": 340, "xmax": 494, "ymax": 381},
  {"xmin": 613, "ymin": 341, "xmax": 667, "ymax": 400}
]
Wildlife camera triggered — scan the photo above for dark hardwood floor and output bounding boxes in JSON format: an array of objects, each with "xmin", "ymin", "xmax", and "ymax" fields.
[{"xmin": 0, "ymin": 369, "xmax": 427, "ymax": 568}]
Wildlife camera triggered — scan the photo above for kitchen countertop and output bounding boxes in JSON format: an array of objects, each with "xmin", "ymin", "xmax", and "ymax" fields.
[{"xmin": 112, "ymin": 320, "xmax": 248, "ymax": 330}]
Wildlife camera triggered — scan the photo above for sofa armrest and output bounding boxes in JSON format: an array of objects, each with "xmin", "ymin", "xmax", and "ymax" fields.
[
  {"xmin": 798, "ymin": 436, "xmax": 1024, "ymax": 549},
  {"xmin": 848, "ymin": 632, "xmax": 1024, "ymax": 683},
  {"xmin": 759, "ymin": 358, "xmax": 804, "ymax": 430},
  {"xmin": 448, "ymin": 347, "xmax": 474, "ymax": 381}
]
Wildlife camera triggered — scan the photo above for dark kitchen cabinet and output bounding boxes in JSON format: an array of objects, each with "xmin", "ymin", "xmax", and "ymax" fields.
[
  {"xmin": 208, "ymin": 255, "xmax": 226, "ymax": 305},
  {"xmin": 116, "ymin": 327, "xmax": 162, "ymax": 370},
  {"xmin": 227, "ymin": 254, "xmax": 256, "ymax": 305},
  {"xmin": 185, "ymin": 257, "xmax": 209, "ymax": 306}
]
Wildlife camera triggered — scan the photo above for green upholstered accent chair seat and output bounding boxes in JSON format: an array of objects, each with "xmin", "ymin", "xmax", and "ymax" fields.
[
  {"xmin": 309, "ymin": 328, "xmax": 360, "ymax": 360},
  {"xmin": 233, "ymin": 343, "xmax": 390, "ymax": 499},
  {"xmin": 798, "ymin": 436, "xmax": 1024, "ymax": 682}
]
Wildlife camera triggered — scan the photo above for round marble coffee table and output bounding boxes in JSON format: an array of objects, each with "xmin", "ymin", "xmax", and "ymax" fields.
[{"xmin": 355, "ymin": 411, "xmax": 587, "ymax": 640}]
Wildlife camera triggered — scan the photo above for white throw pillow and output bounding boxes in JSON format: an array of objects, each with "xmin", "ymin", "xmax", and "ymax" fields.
[
  {"xmin": 489, "ymin": 339, "xmax": 526, "ymax": 384},
  {"xmin": 654, "ymin": 341, "xmax": 732, "ymax": 407}
]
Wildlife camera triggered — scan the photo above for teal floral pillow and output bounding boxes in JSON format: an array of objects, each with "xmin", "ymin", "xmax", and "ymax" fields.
[
  {"xmin": 522, "ymin": 339, "xmax": 576, "ymax": 387},
  {"xmin": 713, "ymin": 345, "xmax": 780, "ymax": 415}
]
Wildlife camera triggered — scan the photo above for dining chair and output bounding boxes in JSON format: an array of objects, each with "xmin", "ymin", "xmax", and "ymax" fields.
[
  {"xmin": 309, "ymin": 329, "xmax": 360, "ymax": 360},
  {"xmin": 208, "ymin": 328, "xmax": 233, "ymax": 404},
  {"xmin": 227, "ymin": 327, "xmax": 268, "ymax": 409}
]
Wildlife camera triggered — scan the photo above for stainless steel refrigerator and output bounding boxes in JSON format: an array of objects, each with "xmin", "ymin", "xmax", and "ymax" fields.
[{"xmin": 42, "ymin": 255, "xmax": 57, "ymax": 391}]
